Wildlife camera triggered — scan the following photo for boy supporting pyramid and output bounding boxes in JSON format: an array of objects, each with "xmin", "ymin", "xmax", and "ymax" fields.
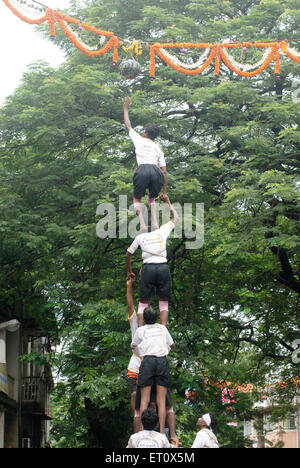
[
  {"xmin": 126, "ymin": 194, "xmax": 179, "ymax": 327},
  {"xmin": 131, "ymin": 306, "xmax": 175, "ymax": 435}
]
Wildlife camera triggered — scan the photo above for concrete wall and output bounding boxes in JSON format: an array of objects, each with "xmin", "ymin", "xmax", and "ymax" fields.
[
  {"xmin": 6, "ymin": 329, "xmax": 20, "ymax": 402},
  {"xmin": 0, "ymin": 409, "xmax": 4, "ymax": 449}
]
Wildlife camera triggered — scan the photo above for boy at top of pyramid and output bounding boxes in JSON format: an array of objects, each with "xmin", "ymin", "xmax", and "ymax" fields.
[{"xmin": 123, "ymin": 96, "xmax": 167, "ymax": 232}]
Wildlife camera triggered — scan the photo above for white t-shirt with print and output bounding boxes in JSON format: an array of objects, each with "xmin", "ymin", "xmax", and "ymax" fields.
[
  {"xmin": 127, "ymin": 310, "xmax": 141, "ymax": 374},
  {"xmin": 129, "ymin": 128, "xmax": 166, "ymax": 167},
  {"xmin": 131, "ymin": 323, "xmax": 174, "ymax": 357},
  {"xmin": 127, "ymin": 221, "xmax": 175, "ymax": 264},
  {"xmin": 127, "ymin": 430, "xmax": 171, "ymax": 448}
]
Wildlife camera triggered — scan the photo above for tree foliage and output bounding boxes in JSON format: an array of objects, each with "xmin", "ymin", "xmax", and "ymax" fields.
[{"xmin": 0, "ymin": 0, "xmax": 299, "ymax": 448}]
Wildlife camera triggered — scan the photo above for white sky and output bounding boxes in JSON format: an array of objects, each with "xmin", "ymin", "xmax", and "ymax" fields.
[{"xmin": 0, "ymin": 0, "xmax": 71, "ymax": 104}]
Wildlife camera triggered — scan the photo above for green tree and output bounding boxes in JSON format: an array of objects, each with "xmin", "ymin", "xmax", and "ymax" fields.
[{"xmin": 0, "ymin": 0, "xmax": 299, "ymax": 448}]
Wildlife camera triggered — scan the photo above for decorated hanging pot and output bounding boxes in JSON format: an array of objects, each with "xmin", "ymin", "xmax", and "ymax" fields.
[{"xmin": 119, "ymin": 58, "xmax": 142, "ymax": 79}]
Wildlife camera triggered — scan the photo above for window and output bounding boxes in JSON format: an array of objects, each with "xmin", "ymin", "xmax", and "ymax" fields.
[
  {"xmin": 265, "ymin": 414, "xmax": 276, "ymax": 432},
  {"xmin": 283, "ymin": 414, "xmax": 296, "ymax": 430},
  {"xmin": 244, "ymin": 420, "xmax": 252, "ymax": 437}
]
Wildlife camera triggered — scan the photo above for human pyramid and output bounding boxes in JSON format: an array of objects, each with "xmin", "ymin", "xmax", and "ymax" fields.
[
  {"xmin": 123, "ymin": 96, "xmax": 179, "ymax": 449},
  {"xmin": 122, "ymin": 97, "xmax": 220, "ymax": 449}
]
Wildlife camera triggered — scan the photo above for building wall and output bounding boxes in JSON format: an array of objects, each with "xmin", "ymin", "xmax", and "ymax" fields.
[
  {"xmin": 244, "ymin": 399, "xmax": 300, "ymax": 448},
  {"xmin": 4, "ymin": 410, "xmax": 18, "ymax": 448},
  {"xmin": 6, "ymin": 330, "xmax": 20, "ymax": 402},
  {"xmin": 0, "ymin": 326, "xmax": 52, "ymax": 448},
  {"xmin": 0, "ymin": 410, "xmax": 4, "ymax": 449},
  {"xmin": 264, "ymin": 429, "xmax": 297, "ymax": 448}
]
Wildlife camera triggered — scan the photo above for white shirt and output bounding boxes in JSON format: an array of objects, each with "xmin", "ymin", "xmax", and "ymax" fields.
[
  {"xmin": 129, "ymin": 128, "xmax": 166, "ymax": 167},
  {"xmin": 127, "ymin": 310, "xmax": 141, "ymax": 374},
  {"xmin": 191, "ymin": 429, "xmax": 219, "ymax": 449},
  {"xmin": 127, "ymin": 221, "xmax": 175, "ymax": 264},
  {"xmin": 131, "ymin": 324, "xmax": 174, "ymax": 357},
  {"xmin": 127, "ymin": 430, "xmax": 170, "ymax": 448}
]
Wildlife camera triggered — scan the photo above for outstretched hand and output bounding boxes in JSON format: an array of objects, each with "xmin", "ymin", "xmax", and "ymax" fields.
[{"xmin": 123, "ymin": 96, "xmax": 131, "ymax": 108}]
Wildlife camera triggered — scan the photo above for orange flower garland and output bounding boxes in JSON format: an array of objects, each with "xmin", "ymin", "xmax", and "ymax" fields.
[
  {"xmin": 280, "ymin": 40, "xmax": 300, "ymax": 64},
  {"xmin": 2, "ymin": 0, "xmax": 300, "ymax": 76},
  {"xmin": 150, "ymin": 41, "xmax": 282, "ymax": 77},
  {"xmin": 3, "ymin": 0, "xmax": 119, "ymax": 62},
  {"xmin": 219, "ymin": 42, "xmax": 279, "ymax": 77},
  {"xmin": 54, "ymin": 11, "xmax": 119, "ymax": 61},
  {"xmin": 3, "ymin": 0, "xmax": 48, "ymax": 24},
  {"xmin": 150, "ymin": 43, "xmax": 216, "ymax": 76}
]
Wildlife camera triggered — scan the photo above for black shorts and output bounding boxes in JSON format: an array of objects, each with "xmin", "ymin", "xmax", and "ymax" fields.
[
  {"xmin": 135, "ymin": 385, "xmax": 173, "ymax": 410},
  {"xmin": 127, "ymin": 376, "xmax": 138, "ymax": 395},
  {"xmin": 138, "ymin": 356, "xmax": 171, "ymax": 388},
  {"xmin": 133, "ymin": 164, "xmax": 164, "ymax": 199},
  {"xmin": 140, "ymin": 263, "xmax": 171, "ymax": 301}
]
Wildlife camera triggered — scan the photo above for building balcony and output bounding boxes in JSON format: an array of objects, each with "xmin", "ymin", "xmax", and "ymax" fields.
[{"xmin": 21, "ymin": 377, "xmax": 51, "ymax": 419}]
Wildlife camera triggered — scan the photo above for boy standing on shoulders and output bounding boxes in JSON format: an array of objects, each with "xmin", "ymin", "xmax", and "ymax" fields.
[{"xmin": 126, "ymin": 194, "xmax": 179, "ymax": 327}]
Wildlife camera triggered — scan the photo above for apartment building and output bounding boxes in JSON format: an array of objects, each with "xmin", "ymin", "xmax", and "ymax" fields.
[
  {"xmin": 0, "ymin": 320, "xmax": 52, "ymax": 448},
  {"xmin": 244, "ymin": 393, "xmax": 300, "ymax": 448}
]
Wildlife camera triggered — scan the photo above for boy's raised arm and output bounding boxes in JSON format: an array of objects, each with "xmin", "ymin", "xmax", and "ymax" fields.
[
  {"xmin": 123, "ymin": 96, "xmax": 132, "ymax": 131},
  {"xmin": 126, "ymin": 276, "xmax": 135, "ymax": 317}
]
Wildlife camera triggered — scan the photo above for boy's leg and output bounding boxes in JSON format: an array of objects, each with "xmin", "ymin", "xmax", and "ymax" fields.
[
  {"xmin": 147, "ymin": 165, "xmax": 164, "ymax": 231},
  {"xmin": 158, "ymin": 300, "xmax": 169, "ymax": 326},
  {"xmin": 139, "ymin": 265, "xmax": 154, "ymax": 326},
  {"xmin": 133, "ymin": 166, "xmax": 151, "ymax": 231},
  {"xmin": 165, "ymin": 388, "xmax": 177, "ymax": 443},
  {"xmin": 147, "ymin": 196, "xmax": 159, "ymax": 230},
  {"xmin": 156, "ymin": 385, "xmax": 167, "ymax": 433},
  {"xmin": 156, "ymin": 264, "xmax": 172, "ymax": 326},
  {"xmin": 133, "ymin": 409, "xmax": 141, "ymax": 432},
  {"xmin": 139, "ymin": 385, "xmax": 152, "ymax": 425},
  {"xmin": 166, "ymin": 406, "xmax": 178, "ymax": 445},
  {"xmin": 137, "ymin": 301, "xmax": 149, "ymax": 327},
  {"xmin": 127, "ymin": 376, "xmax": 138, "ymax": 416},
  {"xmin": 133, "ymin": 197, "xmax": 147, "ymax": 231},
  {"xmin": 131, "ymin": 391, "xmax": 136, "ymax": 415},
  {"xmin": 155, "ymin": 356, "xmax": 171, "ymax": 434},
  {"xmin": 134, "ymin": 386, "xmax": 142, "ymax": 432},
  {"xmin": 137, "ymin": 356, "xmax": 155, "ymax": 428}
]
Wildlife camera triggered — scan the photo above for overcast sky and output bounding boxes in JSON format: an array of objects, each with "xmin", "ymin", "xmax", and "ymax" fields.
[{"xmin": 0, "ymin": 0, "xmax": 71, "ymax": 104}]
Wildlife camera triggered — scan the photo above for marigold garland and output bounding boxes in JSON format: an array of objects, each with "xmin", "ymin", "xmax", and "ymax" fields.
[
  {"xmin": 54, "ymin": 12, "xmax": 119, "ymax": 61},
  {"xmin": 219, "ymin": 43, "xmax": 278, "ymax": 77},
  {"xmin": 150, "ymin": 43, "xmax": 217, "ymax": 76},
  {"xmin": 3, "ymin": 0, "xmax": 48, "ymax": 24},
  {"xmin": 150, "ymin": 41, "xmax": 283, "ymax": 77},
  {"xmin": 281, "ymin": 40, "xmax": 300, "ymax": 64},
  {"xmin": 3, "ymin": 0, "xmax": 119, "ymax": 62},
  {"xmin": 2, "ymin": 0, "xmax": 300, "ymax": 77}
]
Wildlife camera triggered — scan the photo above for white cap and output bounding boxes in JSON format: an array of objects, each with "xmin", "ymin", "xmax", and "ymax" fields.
[{"xmin": 202, "ymin": 413, "xmax": 211, "ymax": 428}]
